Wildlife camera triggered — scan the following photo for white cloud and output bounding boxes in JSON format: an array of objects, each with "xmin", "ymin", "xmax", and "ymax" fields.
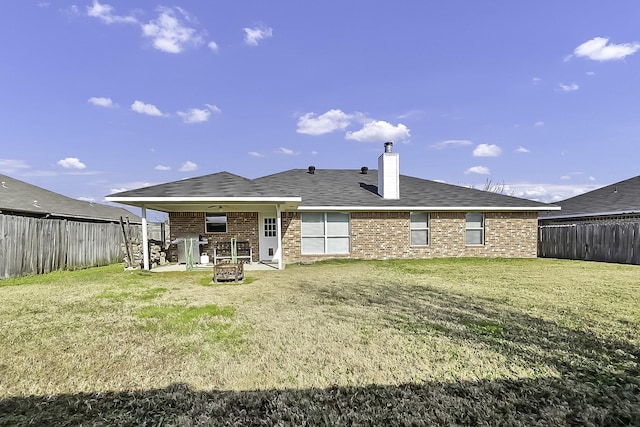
[
  {"xmin": 515, "ymin": 146, "xmax": 530, "ymax": 153},
  {"xmin": 505, "ymin": 182, "xmax": 601, "ymax": 203},
  {"xmin": 57, "ymin": 157, "xmax": 86, "ymax": 170},
  {"xmin": 87, "ymin": 0, "xmax": 137, "ymax": 24},
  {"xmin": 88, "ymin": 97, "xmax": 114, "ymax": 108},
  {"xmin": 431, "ymin": 139, "xmax": 473, "ymax": 149},
  {"xmin": 560, "ymin": 175, "xmax": 571, "ymax": 180},
  {"xmin": 345, "ymin": 120, "xmax": 411, "ymax": 143},
  {"xmin": 179, "ymin": 161, "xmax": 198, "ymax": 172},
  {"xmin": 589, "ymin": 176, "xmax": 596, "ymax": 181},
  {"xmin": 473, "ymin": 144, "xmax": 502, "ymax": 157},
  {"xmin": 534, "ymin": 121, "xmax": 544, "ymax": 127},
  {"xmin": 78, "ymin": 196, "xmax": 95, "ymax": 202},
  {"xmin": 142, "ymin": 7, "xmax": 204, "ymax": 53},
  {"xmin": 532, "ymin": 77, "xmax": 541, "ymax": 85},
  {"xmin": 109, "ymin": 182, "xmax": 153, "ymax": 194},
  {"xmin": 297, "ymin": 109, "xmax": 353, "ymax": 135},
  {"xmin": 573, "ymin": 37, "xmax": 640, "ymax": 61},
  {"xmin": 177, "ymin": 104, "xmax": 221, "ymax": 123},
  {"xmin": 110, "ymin": 187, "xmax": 129, "ymax": 194},
  {"xmin": 276, "ymin": 147, "xmax": 296, "ymax": 155},
  {"xmin": 154, "ymin": 165, "xmax": 171, "ymax": 171},
  {"xmin": 465, "ymin": 166, "xmax": 490, "ymax": 175},
  {"xmin": 248, "ymin": 151, "xmax": 265, "ymax": 157},
  {"xmin": 243, "ymin": 25, "xmax": 273, "ymax": 46},
  {"xmin": 178, "ymin": 108, "xmax": 209, "ymax": 124},
  {"xmin": 0, "ymin": 159, "xmax": 30, "ymax": 173},
  {"xmin": 205, "ymin": 104, "xmax": 221, "ymax": 113},
  {"xmin": 131, "ymin": 100, "xmax": 163, "ymax": 116},
  {"xmin": 208, "ymin": 41, "xmax": 219, "ymax": 52},
  {"xmin": 558, "ymin": 82, "xmax": 579, "ymax": 92}
]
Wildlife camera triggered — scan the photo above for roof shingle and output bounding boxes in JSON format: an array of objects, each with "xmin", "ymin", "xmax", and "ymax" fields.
[{"xmin": 1, "ymin": 174, "xmax": 141, "ymax": 223}]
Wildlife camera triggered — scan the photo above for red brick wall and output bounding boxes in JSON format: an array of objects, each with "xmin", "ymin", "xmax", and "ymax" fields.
[
  {"xmin": 168, "ymin": 212, "xmax": 259, "ymax": 262},
  {"xmin": 283, "ymin": 211, "xmax": 538, "ymax": 263},
  {"xmin": 170, "ymin": 210, "xmax": 538, "ymax": 264}
]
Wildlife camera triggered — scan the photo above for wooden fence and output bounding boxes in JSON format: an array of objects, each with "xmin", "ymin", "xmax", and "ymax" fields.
[
  {"xmin": 0, "ymin": 214, "xmax": 141, "ymax": 279},
  {"xmin": 538, "ymin": 222, "xmax": 640, "ymax": 265}
]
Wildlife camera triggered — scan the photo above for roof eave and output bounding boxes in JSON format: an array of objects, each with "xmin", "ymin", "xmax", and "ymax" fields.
[
  {"xmin": 297, "ymin": 205, "xmax": 560, "ymax": 212},
  {"xmin": 105, "ymin": 196, "xmax": 302, "ymax": 204}
]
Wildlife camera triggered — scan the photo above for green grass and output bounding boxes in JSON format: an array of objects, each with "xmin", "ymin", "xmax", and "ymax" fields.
[{"xmin": 0, "ymin": 258, "xmax": 638, "ymax": 426}]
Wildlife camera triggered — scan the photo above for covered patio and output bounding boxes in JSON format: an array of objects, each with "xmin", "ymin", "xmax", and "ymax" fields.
[{"xmin": 107, "ymin": 180, "xmax": 301, "ymax": 271}]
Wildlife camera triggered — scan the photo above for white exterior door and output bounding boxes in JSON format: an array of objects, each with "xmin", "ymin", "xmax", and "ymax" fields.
[{"xmin": 259, "ymin": 214, "xmax": 278, "ymax": 261}]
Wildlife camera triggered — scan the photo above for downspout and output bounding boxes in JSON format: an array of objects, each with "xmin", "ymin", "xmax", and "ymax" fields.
[
  {"xmin": 141, "ymin": 206, "xmax": 150, "ymax": 270},
  {"xmin": 276, "ymin": 205, "xmax": 283, "ymax": 270}
]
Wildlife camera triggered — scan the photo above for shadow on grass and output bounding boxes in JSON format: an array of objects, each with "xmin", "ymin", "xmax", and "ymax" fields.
[
  {"xmin": 1, "ymin": 375, "xmax": 638, "ymax": 426},
  {"xmin": 2, "ymin": 273, "xmax": 638, "ymax": 426},
  {"xmin": 307, "ymin": 273, "xmax": 639, "ymax": 425}
]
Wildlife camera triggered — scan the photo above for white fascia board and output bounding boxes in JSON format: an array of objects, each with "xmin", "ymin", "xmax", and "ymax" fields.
[
  {"xmin": 105, "ymin": 196, "xmax": 302, "ymax": 203},
  {"xmin": 296, "ymin": 206, "xmax": 560, "ymax": 212}
]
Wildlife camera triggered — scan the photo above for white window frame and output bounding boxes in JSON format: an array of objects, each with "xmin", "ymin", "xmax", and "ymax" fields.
[
  {"xmin": 410, "ymin": 212, "xmax": 430, "ymax": 246},
  {"xmin": 205, "ymin": 213, "xmax": 227, "ymax": 233},
  {"xmin": 465, "ymin": 212, "xmax": 484, "ymax": 245},
  {"xmin": 264, "ymin": 217, "xmax": 276, "ymax": 237},
  {"xmin": 301, "ymin": 212, "xmax": 350, "ymax": 255}
]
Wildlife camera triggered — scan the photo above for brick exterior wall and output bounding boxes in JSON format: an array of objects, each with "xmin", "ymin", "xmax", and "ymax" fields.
[
  {"xmin": 168, "ymin": 212, "xmax": 259, "ymax": 263},
  {"xmin": 170, "ymin": 210, "xmax": 538, "ymax": 264},
  {"xmin": 283, "ymin": 211, "xmax": 539, "ymax": 263}
]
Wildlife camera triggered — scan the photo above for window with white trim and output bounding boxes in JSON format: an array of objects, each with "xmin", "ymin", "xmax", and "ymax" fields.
[
  {"xmin": 410, "ymin": 212, "xmax": 429, "ymax": 246},
  {"xmin": 465, "ymin": 212, "xmax": 484, "ymax": 245},
  {"xmin": 205, "ymin": 213, "xmax": 227, "ymax": 233},
  {"xmin": 301, "ymin": 212, "xmax": 350, "ymax": 254}
]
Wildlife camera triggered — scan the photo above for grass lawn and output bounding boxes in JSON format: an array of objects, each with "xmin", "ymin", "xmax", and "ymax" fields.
[{"xmin": 0, "ymin": 258, "xmax": 638, "ymax": 426}]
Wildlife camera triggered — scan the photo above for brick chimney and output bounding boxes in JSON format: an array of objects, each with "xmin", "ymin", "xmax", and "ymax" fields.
[{"xmin": 378, "ymin": 141, "xmax": 399, "ymax": 199}]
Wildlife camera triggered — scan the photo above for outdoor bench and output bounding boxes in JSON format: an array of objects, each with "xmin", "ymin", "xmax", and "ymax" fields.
[{"xmin": 213, "ymin": 240, "xmax": 253, "ymax": 264}]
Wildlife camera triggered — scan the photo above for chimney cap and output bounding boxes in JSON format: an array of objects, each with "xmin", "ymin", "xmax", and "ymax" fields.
[
  {"xmin": 384, "ymin": 141, "xmax": 393, "ymax": 153},
  {"xmin": 360, "ymin": 166, "xmax": 368, "ymax": 174},
  {"xmin": 307, "ymin": 166, "xmax": 316, "ymax": 174}
]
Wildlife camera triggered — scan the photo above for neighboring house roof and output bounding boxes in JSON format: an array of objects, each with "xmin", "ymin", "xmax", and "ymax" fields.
[
  {"xmin": 107, "ymin": 169, "xmax": 557, "ymax": 212},
  {"xmin": 0, "ymin": 174, "xmax": 142, "ymax": 223},
  {"xmin": 540, "ymin": 175, "xmax": 640, "ymax": 220}
]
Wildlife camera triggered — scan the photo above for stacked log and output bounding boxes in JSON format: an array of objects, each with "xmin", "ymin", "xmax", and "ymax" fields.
[{"xmin": 121, "ymin": 239, "xmax": 168, "ymax": 269}]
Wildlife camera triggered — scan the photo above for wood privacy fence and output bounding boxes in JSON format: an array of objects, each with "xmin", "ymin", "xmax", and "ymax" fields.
[
  {"xmin": 0, "ymin": 214, "xmax": 141, "ymax": 279},
  {"xmin": 538, "ymin": 222, "xmax": 640, "ymax": 265}
]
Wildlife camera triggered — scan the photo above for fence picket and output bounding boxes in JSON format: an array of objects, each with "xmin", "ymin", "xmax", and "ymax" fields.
[
  {"xmin": 0, "ymin": 214, "xmax": 142, "ymax": 279},
  {"xmin": 539, "ymin": 222, "xmax": 640, "ymax": 265}
]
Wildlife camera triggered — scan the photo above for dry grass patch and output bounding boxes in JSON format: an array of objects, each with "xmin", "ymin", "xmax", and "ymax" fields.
[{"xmin": 0, "ymin": 259, "xmax": 638, "ymax": 425}]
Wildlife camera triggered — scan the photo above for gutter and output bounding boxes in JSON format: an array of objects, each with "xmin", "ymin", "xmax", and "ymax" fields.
[{"xmin": 297, "ymin": 206, "xmax": 560, "ymax": 212}]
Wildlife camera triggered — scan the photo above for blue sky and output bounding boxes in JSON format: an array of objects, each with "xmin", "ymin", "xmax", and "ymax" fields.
[{"xmin": 2, "ymin": 1, "xmax": 640, "ymax": 218}]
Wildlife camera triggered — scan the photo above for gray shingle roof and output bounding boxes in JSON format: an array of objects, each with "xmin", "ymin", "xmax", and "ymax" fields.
[
  {"xmin": 540, "ymin": 175, "xmax": 640, "ymax": 219},
  {"xmin": 0, "ymin": 174, "xmax": 141, "ymax": 223},
  {"xmin": 257, "ymin": 169, "xmax": 554, "ymax": 208},
  {"xmin": 111, "ymin": 172, "xmax": 279, "ymax": 198},
  {"xmin": 110, "ymin": 169, "xmax": 555, "ymax": 210}
]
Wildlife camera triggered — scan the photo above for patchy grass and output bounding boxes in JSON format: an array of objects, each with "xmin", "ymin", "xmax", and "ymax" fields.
[
  {"xmin": 136, "ymin": 304, "xmax": 245, "ymax": 351},
  {"xmin": 0, "ymin": 259, "xmax": 638, "ymax": 426}
]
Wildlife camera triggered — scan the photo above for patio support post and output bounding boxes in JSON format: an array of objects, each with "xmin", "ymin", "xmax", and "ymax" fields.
[
  {"xmin": 276, "ymin": 205, "xmax": 283, "ymax": 270},
  {"xmin": 141, "ymin": 206, "xmax": 150, "ymax": 270}
]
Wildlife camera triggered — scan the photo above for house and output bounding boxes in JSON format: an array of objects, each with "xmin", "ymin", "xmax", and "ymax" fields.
[
  {"xmin": 106, "ymin": 142, "xmax": 559, "ymax": 270},
  {"xmin": 0, "ymin": 174, "xmax": 143, "ymax": 278},
  {"xmin": 0, "ymin": 173, "xmax": 141, "ymax": 223},
  {"xmin": 538, "ymin": 175, "xmax": 640, "ymax": 264},
  {"xmin": 539, "ymin": 175, "xmax": 640, "ymax": 224}
]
